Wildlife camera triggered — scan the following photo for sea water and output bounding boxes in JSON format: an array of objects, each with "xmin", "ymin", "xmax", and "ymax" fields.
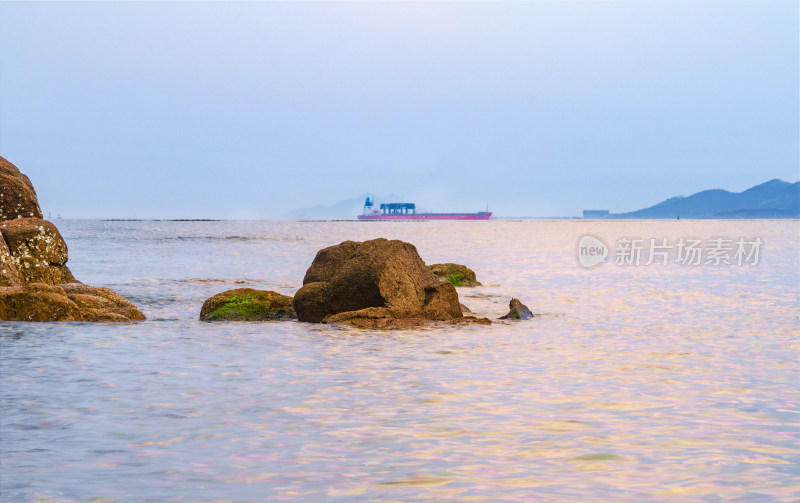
[{"xmin": 1, "ymin": 219, "xmax": 798, "ymax": 502}]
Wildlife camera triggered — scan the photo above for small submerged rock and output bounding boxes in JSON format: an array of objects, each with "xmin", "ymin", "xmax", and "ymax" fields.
[
  {"xmin": 428, "ymin": 263, "xmax": 482, "ymax": 287},
  {"xmin": 499, "ymin": 298, "xmax": 536, "ymax": 320},
  {"xmin": 199, "ymin": 288, "xmax": 295, "ymax": 321}
]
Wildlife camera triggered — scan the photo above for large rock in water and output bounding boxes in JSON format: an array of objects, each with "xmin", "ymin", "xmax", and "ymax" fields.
[
  {"xmin": 200, "ymin": 288, "xmax": 295, "ymax": 321},
  {"xmin": 428, "ymin": 263, "xmax": 482, "ymax": 287},
  {"xmin": 0, "ymin": 156, "xmax": 145, "ymax": 322},
  {"xmin": 0, "ymin": 156, "xmax": 43, "ymax": 220},
  {"xmin": 293, "ymin": 238, "xmax": 468, "ymax": 327}
]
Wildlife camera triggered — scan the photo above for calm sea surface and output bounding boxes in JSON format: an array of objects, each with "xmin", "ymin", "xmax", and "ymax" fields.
[{"xmin": 1, "ymin": 219, "xmax": 798, "ymax": 502}]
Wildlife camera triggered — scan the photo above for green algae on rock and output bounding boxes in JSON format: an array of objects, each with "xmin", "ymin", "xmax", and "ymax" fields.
[
  {"xmin": 199, "ymin": 288, "xmax": 295, "ymax": 321},
  {"xmin": 428, "ymin": 263, "xmax": 482, "ymax": 287}
]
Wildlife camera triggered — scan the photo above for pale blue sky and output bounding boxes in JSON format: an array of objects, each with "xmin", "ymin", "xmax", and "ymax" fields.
[{"xmin": 1, "ymin": 1, "xmax": 797, "ymax": 218}]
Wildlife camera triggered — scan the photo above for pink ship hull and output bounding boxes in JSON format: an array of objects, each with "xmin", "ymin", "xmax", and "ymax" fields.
[{"xmin": 358, "ymin": 212, "xmax": 492, "ymax": 220}]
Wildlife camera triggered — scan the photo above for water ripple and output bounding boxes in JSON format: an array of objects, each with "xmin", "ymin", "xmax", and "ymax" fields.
[{"xmin": 1, "ymin": 220, "xmax": 798, "ymax": 502}]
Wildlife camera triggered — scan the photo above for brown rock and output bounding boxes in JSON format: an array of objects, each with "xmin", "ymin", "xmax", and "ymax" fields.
[
  {"xmin": 0, "ymin": 234, "xmax": 21, "ymax": 287},
  {"xmin": 421, "ymin": 282, "xmax": 462, "ymax": 320},
  {"xmin": 0, "ymin": 218, "xmax": 67, "ymax": 264},
  {"xmin": 302, "ymin": 240, "xmax": 361, "ymax": 284},
  {"xmin": 61, "ymin": 282, "xmax": 146, "ymax": 322},
  {"xmin": 200, "ymin": 288, "xmax": 295, "ymax": 321},
  {"xmin": 428, "ymin": 263, "xmax": 482, "ymax": 287},
  {"xmin": 291, "ymin": 281, "xmax": 328, "ymax": 323},
  {"xmin": 294, "ymin": 238, "xmax": 464, "ymax": 326},
  {"xmin": 11, "ymin": 262, "xmax": 74, "ymax": 286},
  {"xmin": 0, "ymin": 158, "xmax": 146, "ymax": 322},
  {"xmin": 0, "ymin": 217, "xmax": 74, "ymax": 285},
  {"xmin": 0, "ymin": 282, "xmax": 146, "ymax": 322},
  {"xmin": 0, "ymin": 156, "xmax": 43, "ymax": 220},
  {"xmin": 325, "ymin": 307, "xmax": 411, "ymax": 328},
  {"xmin": 0, "ymin": 283, "xmax": 81, "ymax": 321}
]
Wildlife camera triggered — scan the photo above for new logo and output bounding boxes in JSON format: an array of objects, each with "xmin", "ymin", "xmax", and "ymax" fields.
[{"xmin": 577, "ymin": 235, "xmax": 608, "ymax": 268}]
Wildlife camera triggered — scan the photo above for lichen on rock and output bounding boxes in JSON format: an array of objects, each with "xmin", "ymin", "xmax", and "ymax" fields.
[{"xmin": 0, "ymin": 218, "xmax": 74, "ymax": 285}]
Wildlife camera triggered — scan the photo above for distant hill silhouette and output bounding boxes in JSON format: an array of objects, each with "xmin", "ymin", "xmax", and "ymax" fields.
[{"xmin": 611, "ymin": 179, "xmax": 800, "ymax": 219}]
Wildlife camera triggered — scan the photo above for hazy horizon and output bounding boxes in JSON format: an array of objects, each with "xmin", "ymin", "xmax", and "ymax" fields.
[{"xmin": 1, "ymin": 1, "xmax": 797, "ymax": 219}]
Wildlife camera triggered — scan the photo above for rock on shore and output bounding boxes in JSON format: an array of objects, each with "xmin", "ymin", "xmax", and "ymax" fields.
[
  {"xmin": 0, "ymin": 155, "xmax": 145, "ymax": 322},
  {"xmin": 294, "ymin": 238, "xmax": 488, "ymax": 328}
]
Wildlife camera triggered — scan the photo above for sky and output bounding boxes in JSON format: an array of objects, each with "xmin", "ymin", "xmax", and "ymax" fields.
[{"xmin": 0, "ymin": 1, "xmax": 797, "ymax": 219}]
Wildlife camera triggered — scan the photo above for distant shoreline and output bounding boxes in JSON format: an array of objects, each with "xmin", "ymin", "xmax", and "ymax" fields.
[{"xmin": 63, "ymin": 217, "xmax": 800, "ymax": 222}]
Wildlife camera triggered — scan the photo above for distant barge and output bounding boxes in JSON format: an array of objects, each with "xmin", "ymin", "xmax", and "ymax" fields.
[{"xmin": 357, "ymin": 199, "xmax": 492, "ymax": 221}]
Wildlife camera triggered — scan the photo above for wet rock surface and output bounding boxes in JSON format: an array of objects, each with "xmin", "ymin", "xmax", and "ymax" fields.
[{"xmin": 200, "ymin": 288, "xmax": 295, "ymax": 322}]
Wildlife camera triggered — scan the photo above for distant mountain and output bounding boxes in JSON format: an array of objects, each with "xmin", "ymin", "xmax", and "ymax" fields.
[
  {"xmin": 286, "ymin": 194, "xmax": 403, "ymax": 220},
  {"xmin": 611, "ymin": 179, "xmax": 800, "ymax": 219}
]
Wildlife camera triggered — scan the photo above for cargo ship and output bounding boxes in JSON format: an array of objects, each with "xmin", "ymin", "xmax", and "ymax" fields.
[{"xmin": 357, "ymin": 198, "xmax": 492, "ymax": 220}]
